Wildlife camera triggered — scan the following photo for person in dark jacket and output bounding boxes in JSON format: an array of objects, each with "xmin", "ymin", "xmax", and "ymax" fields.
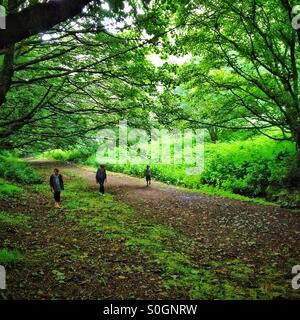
[
  {"xmin": 96, "ymin": 164, "xmax": 107, "ymax": 196},
  {"xmin": 49, "ymin": 168, "xmax": 64, "ymax": 208},
  {"xmin": 144, "ymin": 165, "xmax": 152, "ymax": 186}
]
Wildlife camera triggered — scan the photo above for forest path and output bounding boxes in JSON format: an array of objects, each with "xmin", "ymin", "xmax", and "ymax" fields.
[
  {"xmin": 2, "ymin": 159, "xmax": 300, "ymax": 299},
  {"xmin": 34, "ymin": 160, "xmax": 300, "ymax": 267}
]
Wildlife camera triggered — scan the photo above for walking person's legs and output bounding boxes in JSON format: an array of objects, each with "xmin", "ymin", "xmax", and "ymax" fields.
[
  {"xmin": 54, "ymin": 191, "xmax": 61, "ymax": 208},
  {"xmin": 146, "ymin": 176, "xmax": 151, "ymax": 186},
  {"xmin": 99, "ymin": 182, "xmax": 105, "ymax": 195}
]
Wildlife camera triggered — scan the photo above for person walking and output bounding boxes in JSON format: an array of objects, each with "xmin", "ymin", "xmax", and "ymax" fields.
[
  {"xmin": 144, "ymin": 165, "xmax": 152, "ymax": 187},
  {"xmin": 49, "ymin": 168, "xmax": 64, "ymax": 208},
  {"xmin": 96, "ymin": 164, "xmax": 107, "ymax": 196}
]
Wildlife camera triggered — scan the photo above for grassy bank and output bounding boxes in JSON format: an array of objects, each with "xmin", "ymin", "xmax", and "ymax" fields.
[{"xmin": 0, "ymin": 152, "xmax": 41, "ymax": 268}]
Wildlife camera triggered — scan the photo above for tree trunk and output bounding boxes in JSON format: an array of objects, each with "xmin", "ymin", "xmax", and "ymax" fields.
[
  {"xmin": 208, "ymin": 127, "xmax": 218, "ymax": 144},
  {"xmin": 287, "ymin": 130, "xmax": 300, "ymax": 187},
  {"xmin": 295, "ymin": 131, "xmax": 300, "ymax": 184},
  {"xmin": 0, "ymin": 45, "xmax": 14, "ymax": 106}
]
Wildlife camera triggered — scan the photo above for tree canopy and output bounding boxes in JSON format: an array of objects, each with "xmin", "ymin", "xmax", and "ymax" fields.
[{"xmin": 1, "ymin": 0, "xmax": 300, "ymax": 183}]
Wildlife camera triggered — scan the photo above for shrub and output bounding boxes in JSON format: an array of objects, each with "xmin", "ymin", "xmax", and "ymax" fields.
[
  {"xmin": 0, "ymin": 153, "xmax": 42, "ymax": 184},
  {"xmin": 200, "ymin": 138, "xmax": 295, "ymax": 197},
  {"xmin": 41, "ymin": 148, "xmax": 92, "ymax": 163},
  {"xmin": 39, "ymin": 137, "xmax": 296, "ymax": 200},
  {"xmin": 86, "ymin": 137, "xmax": 295, "ymax": 198}
]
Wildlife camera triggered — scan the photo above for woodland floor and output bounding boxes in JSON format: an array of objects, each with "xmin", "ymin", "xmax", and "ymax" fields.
[{"xmin": 0, "ymin": 160, "xmax": 300, "ymax": 299}]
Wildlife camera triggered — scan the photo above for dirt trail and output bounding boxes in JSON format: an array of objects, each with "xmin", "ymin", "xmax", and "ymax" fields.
[
  {"xmin": 2, "ymin": 160, "xmax": 300, "ymax": 299},
  {"xmin": 36, "ymin": 160, "xmax": 300, "ymax": 267}
]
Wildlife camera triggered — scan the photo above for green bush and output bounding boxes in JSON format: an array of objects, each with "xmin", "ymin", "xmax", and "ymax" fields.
[
  {"xmin": 200, "ymin": 138, "xmax": 295, "ymax": 197},
  {"xmin": 0, "ymin": 153, "xmax": 42, "ymax": 184},
  {"xmin": 83, "ymin": 137, "xmax": 295, "ymax": 199},
  {"xmin": 41, "ymin": 148, "xmax": 92, "ymax": 163},
  {"xmin": 40, "ymin": 137, "xmax": 296, "ymax": 201}
]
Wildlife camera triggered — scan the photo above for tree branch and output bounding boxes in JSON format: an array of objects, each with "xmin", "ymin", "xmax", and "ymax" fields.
[{"xmin": 0, "ymin": 0, "xmax": 94, "ymax": 49}]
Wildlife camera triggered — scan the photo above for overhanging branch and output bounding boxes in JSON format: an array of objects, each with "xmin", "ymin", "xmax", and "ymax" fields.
[{"xmin": 0, "ymin": 0, "xmax": 94, "ymax": 49}]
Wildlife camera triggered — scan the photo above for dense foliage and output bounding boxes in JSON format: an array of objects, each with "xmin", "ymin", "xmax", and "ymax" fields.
[
  {"xmin": 1, "ymin": 0, "xmax": 300, "ymax": 198},
  {"xmin": 200, "ymin": 138, "xmax": 295, "ymax": 197},
  {"xmin": 0, "ymin": 153, "xmax": 42, "ymax": 184},
  {"xmin": 41, "ymin": 136, "xmax": 297, "ymax": 205}
]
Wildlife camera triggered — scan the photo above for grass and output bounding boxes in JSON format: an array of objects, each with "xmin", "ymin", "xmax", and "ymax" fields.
[
  {"xmin": 0, "ymin": 211, "xmax": 30, "ymax": 226},
  {"xmin": 0, "ymin": 211, "xmax": 26, "ymax": 268},
  {"xmin": 0, "ymin": 178, "xmax": 23, "ymax": 199},
  {"xmin": 49, "ymin": 173, "xmax": 297, "ymax": 299},
  {"xmin": 0, "ymin": 153, "xmax": 42, "ymax": 184},
  {"xmin": 4, "ymin": 164, "xmax": 297, "ymax": 299},
  {"xmin": 0, "ymin": 248, "xmax": 22, "ymax": 264},
  {"xmin": 176, "ymin": 184, "xmax": 276, "ymax": 206}
]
